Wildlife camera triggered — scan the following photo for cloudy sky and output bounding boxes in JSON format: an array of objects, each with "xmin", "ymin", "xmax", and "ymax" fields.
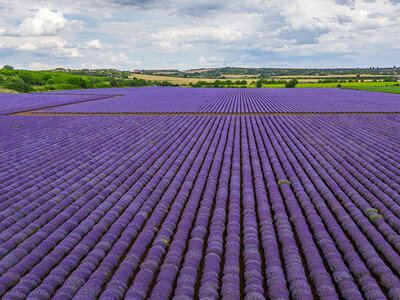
[{"xmin": 0, "ymin": 0, "xmax": 399, "ymax": 70}]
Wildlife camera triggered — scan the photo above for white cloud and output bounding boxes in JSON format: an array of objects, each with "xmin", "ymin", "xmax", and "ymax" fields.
[
  {"xmin": 16, "ymin": 43, "xmax": 37, "ymax": 51},
  {"xmin": 16, "ymin": 8, "xmax": 68, "ymax": 36},
  {"xmin": 28, "ymin": 62, "xmax": 63, "ymax": 70},
  {"xmin": 198, "ymin": 56, "xmax": 223, "ymax": 63},
  {"xmin": 81, "ymin": 39, "xmax": 103, "ymax": 49},
  {"xmin": 109, "ymin": 52, "xmax": 128, "ymax": 63},
  {"xmin": 202, "ymin": 56, "xmax": 222, "ymax": 62},
  {"xmin": 1, "ymin": 0, "xmax": 400, "ymax": 69},
  {"xmin": 0, "ymin": 8, "xmax": 86, "ymax": 59},
  {"xmin": 152, "ymin": 26, "xmax": 244, "ymax": 53},
  {"xmin": 0, "ymin": 0, "xmax": 116, "ymax": 18},
  {"xmin": 0, "ymin": 35, "xmax": 82, "ymax": 58},
  {"xmin": 194, "ymin": 56, "xmax": 225, "ymax": 68}
]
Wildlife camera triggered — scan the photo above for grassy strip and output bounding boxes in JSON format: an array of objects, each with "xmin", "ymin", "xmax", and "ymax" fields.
[
  {"xmin": 180, "ymin": 82, "xmax": 400, "ymax": 89},
  {"xmin": 255, "ymin": 82, "xmax": 400, "ymax": 89},
  {"xmin": 341, "ymin": 85, "xmax": 400, "ymax": 94}
]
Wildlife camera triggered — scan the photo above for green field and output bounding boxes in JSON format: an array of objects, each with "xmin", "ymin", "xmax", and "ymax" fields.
[
  {"xmin": 257, "ymin": 81, "xmax": 400, "ymax": 89},
  {"xmin": 341, "ymin": 85, "xmax": 400, "ymax": 94},
  {"xmin": 247, "ymin": 81, "xmax": 400, "ymax": 95}
]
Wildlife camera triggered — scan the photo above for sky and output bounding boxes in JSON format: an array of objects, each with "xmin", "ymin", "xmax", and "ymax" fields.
[{"xmin": 0, "ymin": 0, "xmax": 399, "ymax": 70}]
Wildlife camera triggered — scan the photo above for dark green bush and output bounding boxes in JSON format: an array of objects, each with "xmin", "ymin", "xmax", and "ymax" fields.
[
  {"xmin": 5, "ymin": 78, "xmax": 33, "ymax": 93},
  {"xmin": 285, "ymin": 79, "xmax": 298, "ymax": 88}
]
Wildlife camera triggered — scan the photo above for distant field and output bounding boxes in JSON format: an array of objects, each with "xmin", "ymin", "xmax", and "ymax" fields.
[
  {"xmin": 223, "ymin": 74, "xmax": 260, "ymax": 79},
  {"xmin": 254, "ymin": 82, "xmax": 400, "ymax": 89},
  {"xmin": 298, "ymin": 81, "xmax": 399, "ymax": 88},
  {"xmin": 129, "ymin": 74, "xmax": 252, "ymax": 84},
  {"xmin": 185, "ymin": 68, "xmax": 215, "ymax": 74},
  {"xmin": 153, "ymin": 72, "xmax": 180, "ymax": 75},
  {"xmin": 129, "ymin": 74, "xmax": 212, "ymax": 84},
  {"xmin": 132, "ymin": 73, "xmax": 398, "ymax": 84},
  {"xmin": 293, "ymin": 79, "xmax": 386, "ymax": 83},
  {"xmin": 342, "ymin": 85, "xmax": 400, "ymax": 94},
  {"xmin": 278, "ymin": 74, "xmax": 395, "ymax": 79},
  {"xmin": 128, "ymin": 74, "xmax": 399, "ymax": 89}
]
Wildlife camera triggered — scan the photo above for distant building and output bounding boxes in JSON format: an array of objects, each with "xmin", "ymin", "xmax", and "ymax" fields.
[{"xmin": 133, "ymin": 69, "xmax": 143, "ymax": 74}]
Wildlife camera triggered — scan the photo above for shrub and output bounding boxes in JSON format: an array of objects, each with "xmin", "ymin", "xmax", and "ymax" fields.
[
  {"xmin": 43, "ymin": 85, "xmax": 56, "ymax": 91},
  {"xmin": 67, "ymin": 77, "xmax": 91, "ymax": 88},
  {"xmin": 5, "ymin": 78, "xmax": 33, "ymax": 93},
  {"xmin": 19, "ymin": 73, "xmax": 46, "ymax": 85},
  {"xmin": 383, "ymin": 77, "xmax": 397, "ymax": 82},
  {"xmin": 95, "ymin": 82, "xmax": 112, "ymax": 88},
  {"xmin": 2, "ymin": 65, "xmax": 14, "ymax": 70},
  {"xmin": 285, "ymin": 79, "xmax": 298, "ymax": 88}
]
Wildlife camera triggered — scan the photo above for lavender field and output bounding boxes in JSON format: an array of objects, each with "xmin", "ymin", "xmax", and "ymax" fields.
[
  {"xmin": 39, "ymin": 87, "xmax": 400, "ymax": 113},
  {"xmin": 0, "ymin": 87, "xmax": 400, "ymax": 299},
  {"xmin": 0, "ymin": 93, "xmax": 113, "ymax": 115}
]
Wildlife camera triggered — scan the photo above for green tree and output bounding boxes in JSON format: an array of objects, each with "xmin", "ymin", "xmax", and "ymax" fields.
[
  {"xmin": 19, "ymin": 73, "xmax": 45, "ymax": 85},
  {"xmin": 285, "ymin": 79, "xmax": 298, "ymax": 88},
  {"xmin": 192, "ymin": 82, "xmax": 203, "ymax": 87},
  {"xmin": 5, "ymin": 78, "xmax": 33, "ymax": 93},
  {"xmin": 225, "ymin": 80, "xmax": 233, "ymax": 85},
  {"xmin": 383, "ymin": 77, "xmax": 396, "ymax": 82},
  {"xmin": 109, "ymin": 78, "xmax": 118, "ymax": 87},
  {"xmin": 67, "ymin": 76, "xmax": 92, "ymax": 88},
  {"xmin": 2, "ymin": 65, "xmax": 14, "ymax": 70},
  {"xmin": 256, "ymin": 80, "xmax": 263, "ymax": 88},
  {"xmin": 41, "ymin": 74, "xmax": 52, "ymax": 81}
]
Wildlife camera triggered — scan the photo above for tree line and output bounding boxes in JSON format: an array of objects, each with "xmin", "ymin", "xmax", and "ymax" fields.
[{"xmin": 0, "ymin": 66, "xmax": 177, "ymax": 93}]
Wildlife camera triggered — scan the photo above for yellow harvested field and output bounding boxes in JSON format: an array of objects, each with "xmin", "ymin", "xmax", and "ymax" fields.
[
  {"xmin": 185, "ymin": 69, "xmax": 215, "ymax": 74},
  {"xmin": 153, "ymin": 72, "xmax": 180, "ymax": 75},
  {"xmin": 128, "ymin": 74, "xmax": 213, "ymax": 84},
  {"xmin": 129, "ymin": 74, "xmax": 252, "ymax": 84},
  {"xmin": 128, "ymin": 73, "xmax": 394, "ymax": 85},
  {"xmin": 223, "ymin": 74, "xmax": 260, "ymax": 78}
]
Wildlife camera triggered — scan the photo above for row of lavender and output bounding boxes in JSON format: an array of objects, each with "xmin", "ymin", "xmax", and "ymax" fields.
[
  {"xmin": 39, "ymin": 87, "xmax": 400, "ymax": 113},
  {"xmin": 1, "ymin": 114, "xmax": 400, "ymax": 299},
  {"xmin": 0, "ymin": 93, "xmax": 114, "ymax": 115},
  {"xmin": 40, "ymin": 87, "xmax": 225, "ymax": 114}
]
